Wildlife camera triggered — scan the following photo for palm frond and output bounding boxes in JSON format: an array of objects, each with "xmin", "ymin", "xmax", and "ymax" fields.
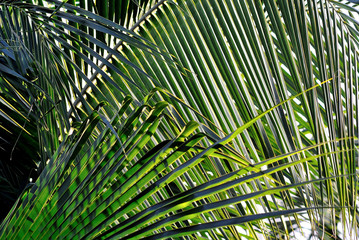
[
  {"xmin": 0, "ymin": 0, "xmax": 163, "ymax": 222},
  {"xmin": 0, "ymin": 0, "xmax": 358, "ymax": 239},
  {"xmin": 107, "ymin": 0, "xmax": 359, "ymax": 237}
]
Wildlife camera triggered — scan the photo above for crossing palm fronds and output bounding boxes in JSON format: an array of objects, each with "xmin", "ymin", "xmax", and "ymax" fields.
[{"xmin": 0, "ymin": 0, "xmax": 358, "ymax": 239}]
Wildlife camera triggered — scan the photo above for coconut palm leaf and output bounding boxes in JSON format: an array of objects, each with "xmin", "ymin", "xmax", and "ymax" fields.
[
  {"xmin": 0, "ymin": 94, "xmax": 247, "ymax": 239},
  {"xmin": 0, "ymin": 91, "xmax": 343, "ymax": 239},
  {"xmin": 0, "ymin": 0, "xmax": 163, "ymax": 222},
  {"xmin": 96, "ymin": 0, "xmax": 359, "ymax": 238},
  {"xmin": 0, "ymin": 0, "xmax": 358, "ymax": 239}
]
